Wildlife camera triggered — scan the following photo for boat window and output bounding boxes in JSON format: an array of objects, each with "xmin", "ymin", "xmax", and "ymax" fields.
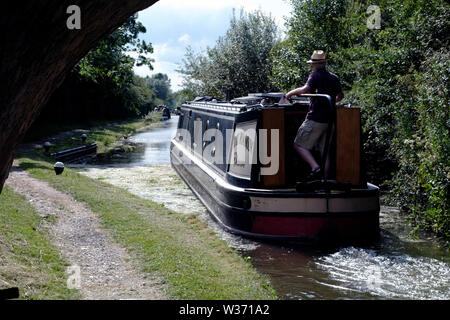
[
  {"xmin": 193, "ymin": 117, "xmax": 202, "ymax": 156},
  {"xmin": 228, "ymin": 120, "xmax": 257, "ymax": 180},
  {"xmin": 177, "ymin": 115, "xmax": 184, "ymax": 142}
]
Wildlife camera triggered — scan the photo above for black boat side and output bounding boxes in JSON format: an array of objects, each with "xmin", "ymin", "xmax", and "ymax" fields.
[{"xmin": 170, "ymin": 93, "xmax": 380, "ymax": 244}]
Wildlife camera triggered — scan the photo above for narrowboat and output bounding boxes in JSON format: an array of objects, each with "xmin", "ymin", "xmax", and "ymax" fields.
[
  {"xmin": 170, "ymin": 93, "xmax": 380, "ymax": 244},
  {"xmin": 162, "ymin": 107, "xmax": 171, "ymax": 120}
]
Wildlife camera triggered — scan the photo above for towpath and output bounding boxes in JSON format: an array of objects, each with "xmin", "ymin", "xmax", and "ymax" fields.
[{"xmin": 6, "ymin": 161, "xmax": 167, "ymax": 300}]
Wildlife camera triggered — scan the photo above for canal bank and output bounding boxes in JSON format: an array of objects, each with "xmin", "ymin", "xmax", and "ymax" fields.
[
  {"xmin": 11, "ymin": 116, "xmax": 449, "ymax": 300},
  {"xmin": 5, "ymin": 162, "xmax": 167, "ymax": 300},
  {"xmin": 19, "ymin": 111, "xmax": 166, "ymax": 157},
  {"xmin": 10, "ymin": 116, "xmax": 276, "ymax": 299},
  {"xmin": 0, "ymin": 184, "xmax": 82, "ymax": 299},
  {"xmin": 74, "ymin": 116, "xmax": 450, "ymax": 300},
  {"xmin": 1, "ymin": 116, "xmax": 170, "ymax": 299},
  {"xmin": 16, "ymin": 154, "xmax": 276, "ymax": 299}
]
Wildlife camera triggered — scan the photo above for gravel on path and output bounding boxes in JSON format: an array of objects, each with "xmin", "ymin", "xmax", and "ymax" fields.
[{"xmin": 6, "ymin": 161, "xmax": 167, "ymax": 300}]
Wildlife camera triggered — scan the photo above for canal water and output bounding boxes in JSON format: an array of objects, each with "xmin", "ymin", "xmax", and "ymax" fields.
[{"xmin": 75, "ymin": 116, "xmax": 450, "ymax": 300}]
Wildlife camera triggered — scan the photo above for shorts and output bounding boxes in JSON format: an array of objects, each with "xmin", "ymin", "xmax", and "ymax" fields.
[{"xmin": 294, "ymin": 119, "xmax": 329, "ymax": 152}]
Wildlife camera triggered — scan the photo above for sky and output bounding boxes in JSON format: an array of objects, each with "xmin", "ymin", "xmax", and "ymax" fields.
[{"xmin": 133, "ymin": 0, "xmax": 292, "ymax": 92}]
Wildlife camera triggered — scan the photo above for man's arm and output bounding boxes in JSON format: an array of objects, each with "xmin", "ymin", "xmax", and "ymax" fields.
[
  {"xmin": 285, "ymin": 85, "xmax": 311, "ymax": 100},
  {"xmin": 336, "ymin": 92, "xmax": 344, "ymax": 102}
]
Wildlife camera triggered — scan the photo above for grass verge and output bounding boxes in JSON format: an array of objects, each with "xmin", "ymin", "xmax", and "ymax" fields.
[
  {"xmin": 0, "ymin": 186, "xmax": 81, "ymax": 299},
  {"xmin": 19, "ymin": 153, "xmax": 277, "ymax": 300}
]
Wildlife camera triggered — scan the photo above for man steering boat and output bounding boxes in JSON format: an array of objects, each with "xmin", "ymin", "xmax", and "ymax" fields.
[{"xmin": 285, "ymin": 50, "xmax": 344, "ymax": 181}]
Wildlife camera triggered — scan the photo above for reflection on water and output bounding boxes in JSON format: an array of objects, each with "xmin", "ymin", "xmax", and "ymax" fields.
[
  {"xmin": 128, "ymin": 118, "xmax": 177, "ymax": 166},
  {"xmin": 74, "ymin": 116, "xmax": 450, "ymax": 300},
  {"xmin": 93, "ymin": 117, "xmax": 179, "ymax": 166}
]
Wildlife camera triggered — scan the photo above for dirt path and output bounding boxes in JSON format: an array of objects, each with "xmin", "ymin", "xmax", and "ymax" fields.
[{"xmin": 5, "ymin": 161, "xmax": 167, "ymax": 300}]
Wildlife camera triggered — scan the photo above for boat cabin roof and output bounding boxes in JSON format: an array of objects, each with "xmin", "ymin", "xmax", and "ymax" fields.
[{"xmin": 183, "ymin": 93, "xmax": 310, "ymax": 114}]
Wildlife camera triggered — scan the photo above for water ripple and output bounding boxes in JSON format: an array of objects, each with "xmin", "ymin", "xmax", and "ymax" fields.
[{"xmin": 316, "ymin": 247, "xmax": 450, "ymax": 300}]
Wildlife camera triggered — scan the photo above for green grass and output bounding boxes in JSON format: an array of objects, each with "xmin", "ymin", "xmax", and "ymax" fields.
[
  {"xmin": 0, "ymin": 186, "xmax": 81, "ymax": 299},
  {"xmin": 25, "ymin": 119, "xmax": 117, "ymax": 142},
  {"xmin": 25, "ymin": 112, "xmax": 164, "ymax": 143},
  {"xmin": 18, "ymin": 154, "xmax": 277, "ymax": 300}
]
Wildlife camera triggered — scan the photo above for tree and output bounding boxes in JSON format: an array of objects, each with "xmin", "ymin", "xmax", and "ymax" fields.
[
  {"xmin": 78, "ymin": 15, "xmax": 154, "ymax": 90},
  {"xmin": 270, "ymin": 0, "xmax": 362, "ymax": 91},
  {"xmin": 178, "ymin": 9, "xmax": 280, "ymax": 100},
  {"xmin": 146, "ymin": 73, "xmax": 172, "ymax": 104},
  {"xmin": 71, "ymin": 14, "xmax": 155, "ymax": 118},
  {"xmin": 24, "ymin": 13, "xmax": 158, "ymax": 139},
  {"xmin": 271, "ymin": 0, "xmax": 450, "ymax": 238},
  {"xmin": 173, "ymin": 88, "xmax": 196, "ymax": 108}
]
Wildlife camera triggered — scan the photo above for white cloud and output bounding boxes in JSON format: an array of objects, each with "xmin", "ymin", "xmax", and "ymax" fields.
[
  {"xmin": 178, "ymin": 34, "xmax": 191, "ymax": 44},
  {"xmin": 161, "ymin": 0, "xmax": 290, "ymax": 25}
]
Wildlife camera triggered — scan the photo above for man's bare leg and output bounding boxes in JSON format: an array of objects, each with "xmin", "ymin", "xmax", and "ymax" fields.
[{"xmin": 293, "ymin": 143, "xmax": 320, "ymax": 171}]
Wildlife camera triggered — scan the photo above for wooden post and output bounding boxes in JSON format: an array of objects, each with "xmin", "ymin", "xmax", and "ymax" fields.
[
  {"xmin": 262, "ymin": 108, "xmax": 285, "ymax": 186},
  {"xmin": 336, "ymin": 107, "xmax": 361, "ymax": 185}
]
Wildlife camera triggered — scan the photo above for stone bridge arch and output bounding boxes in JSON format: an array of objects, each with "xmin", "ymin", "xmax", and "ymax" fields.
[{"xmin": 0, "ymin": 1, "xmax": 158, "ymax": 191}]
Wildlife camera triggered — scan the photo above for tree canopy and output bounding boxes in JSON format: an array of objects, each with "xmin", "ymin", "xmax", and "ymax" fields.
[
  {"xmin": 78, "ymin": 15, "xmax": 154, "ymax": 88},
  {"xmin": 29, "ymin": 14, "xmax": 162, "ymax": 129},
  {"xmin": 146, "ymin": 73, "xmax": 173, "ymax": 106},
  {"xmin": 276, "ymin": 0, "xmax": 449, "ymax": 238},
  {"xmin": 178, "ymin": 9, "xmax": 280, "ymax": 100}
]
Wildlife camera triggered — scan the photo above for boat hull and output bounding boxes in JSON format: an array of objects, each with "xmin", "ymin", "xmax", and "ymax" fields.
[{"xmin": 171, "ymin": 140, "xmax": 380, "ymax": 244}]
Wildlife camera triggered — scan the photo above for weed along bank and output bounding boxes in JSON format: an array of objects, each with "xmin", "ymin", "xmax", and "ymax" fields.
[{"xmin": 171, "ymin": 93, "xmax": 380, "ymax": 244}]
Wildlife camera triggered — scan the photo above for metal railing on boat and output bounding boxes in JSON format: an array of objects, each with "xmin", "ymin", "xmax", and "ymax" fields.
[
  {"xmin": 185, "ymin": 102, "xmax": 252, "ymax": 113},
  {"xmin": 184, "ymin": 93, "xmax": 334, "ymax": 113}
]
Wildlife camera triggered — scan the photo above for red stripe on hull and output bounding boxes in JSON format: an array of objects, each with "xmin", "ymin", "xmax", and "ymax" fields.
[
  {"xmin": 252, "ymin": 216, "xmax": 325, "ymax": 237},
  {"xmin": 251, "ymin": 215, "xmax": 378, "ymax": 239}
]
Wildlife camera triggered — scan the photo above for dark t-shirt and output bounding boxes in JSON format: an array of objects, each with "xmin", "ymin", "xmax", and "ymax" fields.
[{"xmin": 305, "ymin": 69, "xmax": 343, "ymax": 123}]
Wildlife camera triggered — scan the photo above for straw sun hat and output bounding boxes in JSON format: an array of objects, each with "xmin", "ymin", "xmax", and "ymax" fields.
[{"xmin": 307, "ymin": 50, "xmax": 327, "ymax": 64}]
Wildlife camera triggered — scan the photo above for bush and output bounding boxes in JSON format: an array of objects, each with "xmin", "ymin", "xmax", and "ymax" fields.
[
  {"xmin": 389, "ymin": 50, "xmax": 449, "ymax": 237},
  {"xmin": 270, "ymin": 0, "xmax": 450, "ymax": 239}
]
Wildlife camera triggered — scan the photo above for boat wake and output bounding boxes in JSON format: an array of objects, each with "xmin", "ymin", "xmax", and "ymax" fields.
[{"xmin": 316, "ymin": 246, "xmax": 450, "ymax": 300}]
